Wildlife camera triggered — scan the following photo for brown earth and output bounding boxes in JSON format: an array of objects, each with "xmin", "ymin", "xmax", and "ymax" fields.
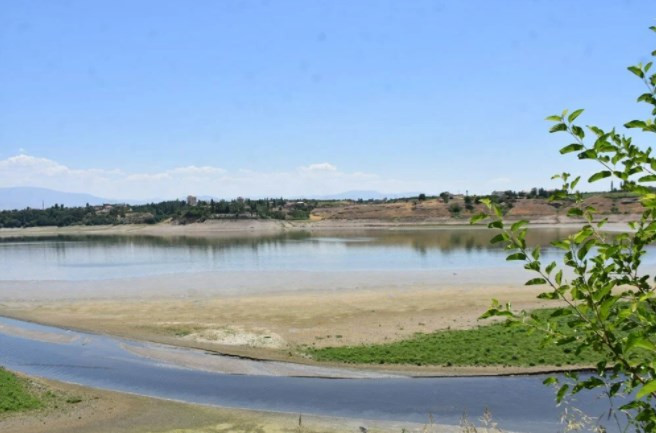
[{"xmin": 310, "ymin": 195, "xmax": 643, "ymax": 223}]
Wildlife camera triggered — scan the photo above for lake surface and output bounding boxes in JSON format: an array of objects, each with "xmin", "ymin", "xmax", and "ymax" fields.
[{"xmin": 0, "ymin": 228, "xmax": 578, "ymax": 281}]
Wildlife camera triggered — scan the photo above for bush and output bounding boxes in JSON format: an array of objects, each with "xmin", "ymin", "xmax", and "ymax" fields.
[{"xmin": 472, "ymin": 27, "xmax": 656, "ymax": 432}]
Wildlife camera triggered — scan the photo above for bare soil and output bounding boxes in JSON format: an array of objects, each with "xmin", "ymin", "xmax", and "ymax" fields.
[{"xmin": 0, "ymin": 285, "xmax": 563, "ymax": 375}]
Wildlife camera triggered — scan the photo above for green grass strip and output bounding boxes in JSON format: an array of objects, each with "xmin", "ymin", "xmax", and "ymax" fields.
[
  {"xmin": 309, "ymin": 309, "xmax": 602, "ymax": 367},
  {"xmin": 0, "ymin": 368, "xmax": 43, "ymax": 413}
]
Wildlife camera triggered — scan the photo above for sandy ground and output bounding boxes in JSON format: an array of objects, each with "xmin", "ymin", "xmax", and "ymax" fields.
[
  {"xmin": 2, "ymin": 373, "xmax": 468, "ymax": 433},
  {"xmin": 0, "ymin": 285, "xmax": 562, "ymax": 375},
  {"xmin": 0, "ymin": 218, "xmax": 636, "ymax": 239}
]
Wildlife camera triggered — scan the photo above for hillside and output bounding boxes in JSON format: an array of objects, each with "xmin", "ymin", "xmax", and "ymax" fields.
[{"xmin": 310, "ymin": 193, "xmax": 644, "ymax": 223}]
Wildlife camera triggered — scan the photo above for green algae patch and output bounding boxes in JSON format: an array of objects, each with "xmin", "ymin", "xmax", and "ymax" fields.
[
  {"xmin": 309, "ymin": 309, "xmax": 602, "ymax": 367},
  {"xmin": 0, "ymin": 368, "xmax": 43, "ymax": 413}
]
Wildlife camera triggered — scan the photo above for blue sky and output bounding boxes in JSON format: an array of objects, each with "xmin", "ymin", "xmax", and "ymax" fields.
[{"xmin": 1, "ymin": 0, "xmax": 655, "ymax": 199}]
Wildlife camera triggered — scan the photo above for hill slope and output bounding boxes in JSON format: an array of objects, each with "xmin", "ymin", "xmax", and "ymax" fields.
[{"xmin": 0, "ymin": 187, "xmax": 112, "ymax": 210}]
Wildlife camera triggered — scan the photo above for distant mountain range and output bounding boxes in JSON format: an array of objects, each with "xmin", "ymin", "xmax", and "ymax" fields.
[
  {"xmin": 0, "ymin": 187, "xmax": 423, "ymax": 211},
  {"xmin": 307, "ymin": 190, "xmax": 422, "ymax": 200},
  {"xmin": 0, "ymin": 187, "xmax": 115, "ymax": 210}
]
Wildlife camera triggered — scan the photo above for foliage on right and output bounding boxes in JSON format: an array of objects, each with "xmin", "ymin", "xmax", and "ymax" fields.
[{"xmin": 472, "ymin": 27, "xmax": 656, "ymax": 432}]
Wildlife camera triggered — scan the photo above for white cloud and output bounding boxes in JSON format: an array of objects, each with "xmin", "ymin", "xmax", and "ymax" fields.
[
  {"xmin": 301, "ymin": 162, "xmax": 337, "ymax": 172},
  {"xmin": 0, "ymin": 154, "xmax": 425, "ymax": 200}
]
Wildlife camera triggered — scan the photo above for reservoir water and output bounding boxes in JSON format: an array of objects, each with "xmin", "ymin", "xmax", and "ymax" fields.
[
  {"xmin": 0, "ymin": 228, "xmax": 578, "ymax": 281},
  {"xmin": 0, "ymin": 227, "xmax": 642, "ymax": 432}
]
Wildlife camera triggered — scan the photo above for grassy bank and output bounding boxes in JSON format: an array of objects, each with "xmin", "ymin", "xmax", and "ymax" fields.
[
  {"xmin": 309, "ymin": 309, "xmax": 602, "ymax": 367},
  {"xmin": 0, "ymin": 368, "xmax": 43, "ymax": 413}
]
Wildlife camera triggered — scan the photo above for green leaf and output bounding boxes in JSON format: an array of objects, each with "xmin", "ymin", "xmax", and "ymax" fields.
[
  {"xmin": 577, "ymin": 149, "xmax": 597, "ymax": 159},
  {"xmin": 543, "ymin": 377, "xmax": 558, "ymax": 386},
  {"xmin": 637, "ymin": 380, "xmax": 656, "ymax": 399},
  {"xmin": 545, "ymin": 115, "xmax": 562, "ymax": 122},
  {"xmin": 577, "ymin": 239, "xmax": 594, "ymax": 261},
  {"xmin": 549, "ymin": 123, "xmax": 567, "ymax": 133},
  {"xmin": 628, "ymin": 65, "xmax": 645, "ymax": 78},
  {"xmin": 525, "ymin": 278, "xmax": 547, "ymax": 286},
  {"xmin": 626, "ymin": 334, "xmax": 656, "ymax": 353},
  {"xmin": 556, "ymin": 384, "xmax": 570, "ymax": 403},
  {"xmin": 510, "ymin": 220, "xmax": 528, "ymax": 232},
  {"xmin": 470, "ymin": 213, "xmax": 487, "ymax": 224},
  {"xmin": 555, "ymin": 270, "xmax": 563, "ymax": 285},
  {"xmin": 545, "ymin": 261, "xmax": 556, "ymax": 274},
  {"xmin": 625, "ymin": 120, "xmax": 646, "ymax": 129},
  {"xmin": 571, "ymin": 126, "xmax": 585, "ymax": 139},
  {"xmin": 588, "ymin": 126, "xmax": 604, "ymax": 136},
  {"xmin": 506, "ymin": 253, "xmax": 527, "ymax": 261},
  {"xmin": 488, "ymin": 220, "xmax": 503, "ymax": 229},
  {"xmin": 588, "ymin": 171, "xmax": 611, "ymax": 183},
  {"xmin": 567, "ymin": 109, "xmax": 584, "ymax": 123},
  {"xmin": 490, "ymin": 233, "xmax": 505, "ymax": 244},
  {"xmin": 638, "ymin": 175, "xmax": 656, "ymax": 182},
  {"xmin": 560, "ymin": 143, "xmax": 584, "ymax": 154}
]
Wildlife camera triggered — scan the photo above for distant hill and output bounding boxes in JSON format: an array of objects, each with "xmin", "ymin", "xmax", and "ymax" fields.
[
  {"xmin": 309, "ymin": 190, "xmax": 422, "ymax": 200},
  {"xmin": 0, "ymin": 187, "xmax": 113, "ymax": 210}
]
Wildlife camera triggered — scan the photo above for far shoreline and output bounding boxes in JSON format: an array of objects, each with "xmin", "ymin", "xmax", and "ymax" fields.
[{"xmin": 0, "ymin": 216, "xmax": 637, "ymax": 239}]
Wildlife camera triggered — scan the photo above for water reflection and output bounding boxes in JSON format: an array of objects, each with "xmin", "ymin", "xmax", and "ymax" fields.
[{"xmin": 0, "ymin": 228, "xmax": 581, "ymax": 281}]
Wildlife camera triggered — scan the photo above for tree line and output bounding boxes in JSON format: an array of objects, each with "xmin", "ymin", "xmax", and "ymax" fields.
[{"xmin": 0, "ymin": 198, "xmax": 316, "ymax": 228}]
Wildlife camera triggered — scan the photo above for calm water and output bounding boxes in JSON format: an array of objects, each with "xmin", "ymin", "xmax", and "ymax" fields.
[
  {"xmin": 0, "ymin": 228, "xmax": 579, "ymax": 281},
  {"xmin": 0, "ymin": 316, "xmax": 623, "ymax": 433}
]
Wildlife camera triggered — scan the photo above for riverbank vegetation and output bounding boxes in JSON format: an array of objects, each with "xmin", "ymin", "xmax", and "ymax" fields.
[
  {"xmin": 0, "ymin": 368, "xmax": 43, "ymax": 413},
  {"xmin": 309, "ymin": 308, "xmax": 603, "ymax": 367}
]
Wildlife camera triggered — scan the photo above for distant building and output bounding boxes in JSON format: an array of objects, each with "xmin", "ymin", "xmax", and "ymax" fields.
[{"xmin": 187, "ymin": 195, "xmax": 197, "ymax": 206}]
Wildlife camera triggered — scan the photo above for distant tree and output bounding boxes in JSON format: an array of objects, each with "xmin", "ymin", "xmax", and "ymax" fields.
[
  {"xmin": 464, "ymin": 195, "xmax": 474, "ymax": 212},
  {"xmin": 448, "ymin": 203, "xmax": 461, "ymax": 215},
  {"xmin": 440, "ymin": 192, "xmax": 450, "ymax": 203},
  {"xmin": 418, "ymin": 193, "xmax": 427, "ymax": 201}
]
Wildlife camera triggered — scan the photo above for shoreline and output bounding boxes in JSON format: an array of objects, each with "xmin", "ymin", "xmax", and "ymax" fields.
[
  {"xmin": 0, "ymin": 312, "xmax": 594, "ymax": 380},
  {"xmin": 3, "ymin": 370, "xmax": 448, "ymax": 433},
  {"xmin": 0, "ymin": 288, "xmax": 584, "ymax": 378},
  {"xmin": 0, "ymin": 217, "xmax": 636, "ymax": 239}
]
